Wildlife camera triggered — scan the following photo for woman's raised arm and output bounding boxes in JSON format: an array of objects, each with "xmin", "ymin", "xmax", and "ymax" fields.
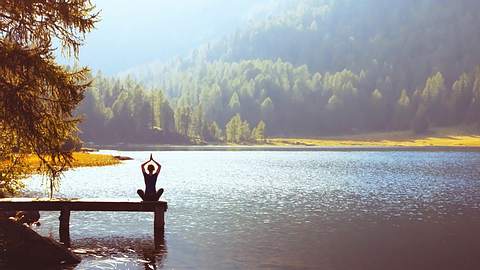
[
  {"xmin": 151, "ymin": 158, "xmax": 161, "ymax": 174},
  {"xmin": 141, "ymin": 159, "xmax": 149, "ymax": 174}
]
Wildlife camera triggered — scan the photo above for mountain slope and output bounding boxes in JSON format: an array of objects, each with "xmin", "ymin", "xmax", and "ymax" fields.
[{"xmin": 77, "ymin": 0, "xmax": 480, "ymax": 143}]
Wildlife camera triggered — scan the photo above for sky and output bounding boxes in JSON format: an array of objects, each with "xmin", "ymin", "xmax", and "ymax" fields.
[{"xmin": 59, "ymin": 0, "xmax": 270, "ymax": 75}]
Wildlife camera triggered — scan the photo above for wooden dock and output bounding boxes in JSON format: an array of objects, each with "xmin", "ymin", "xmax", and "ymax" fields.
[{"xmin": 0, "ymin": 198, "xmax": 168, "ymax": 247}]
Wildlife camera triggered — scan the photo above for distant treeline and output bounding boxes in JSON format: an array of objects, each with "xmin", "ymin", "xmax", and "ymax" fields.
[
  {"xmin": 78, "ymin": 62, "xmax": 480, "ymax": 144},
  {"xmin": 77, "ymin": 73, "xmax": 267, "ymax": 144},
  {"xmin": 77, "ymin": 0, "xmax": 480, "ymax": 144}
]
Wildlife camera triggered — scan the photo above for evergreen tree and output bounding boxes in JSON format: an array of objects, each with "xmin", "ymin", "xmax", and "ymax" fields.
[
  {"xmin": 226, "ymin": 114, "xmax": 242, "ymax": 143},
  {"xmin": 421, "ymin": 72, "xmax": 446, "ymax": 126},
  {"xmin": 175, "ymin": 106, "xmax": 192, "ymax": 137},
  {"xmin": 160, "ymin": 100, "xmax": 176, "ymax": 132},
  {"xmin": 240, "ymin": 120, "xmax": 252, "ymax": 142},
  {"xmin": 0, "ymin": 0, "xmax": 98, "ymax": 196},
  {"xmin": 228, "ymin": 92, "xmax": 241, "ymax": 113},
  {"xmin": 412, "ymin": 105, "xmax": 429, "ymax": 134},
  {"xmin": 208, "ymin": 121, "xmax": 223, "ymax": 142},
  {"xmin": 369, "ymin": 89, "xmax": 387, "ymax": 130},
  {"xmin": 260, "ymin": 97, "xmax": 274, "ymax": 125},
  {"xmin": 392, "ymin": 89, "xmax": 413, "ymax": 130},
  {"xmin": 450, "ymin": 73, "xmax": 472, "ymax": 123},
  {"xmin": 252, "ymin": 121, "xmax": 267, "ymax": 142}
]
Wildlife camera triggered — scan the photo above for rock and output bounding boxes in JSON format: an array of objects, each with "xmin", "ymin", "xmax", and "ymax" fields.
[
  {"xmin": 0, "ymin": 218, "xmax": 81, "ymax": 267},
  {"xmin": 0, "ymin": 211, "xmax": 41, "ymax": 226},
  {"xmin": 113, "ymin": 155, "xmax": 134, "ymax": 160},
  {"xmin": 0, "ymin": 211, "xmax": 17, "ymax": 219},
  {"xmin": 14, "ymin": 211, "xmax": 41, "ymax": 226},
  {"xmin": 80, "ymin": 147, "xmax": 98, "ymax": 152}
]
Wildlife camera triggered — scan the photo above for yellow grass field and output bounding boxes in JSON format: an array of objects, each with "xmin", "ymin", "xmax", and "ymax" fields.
[
  {"xmin": 268, "ymin": 128, "xmax": 480, "ymax": 147},
  {"xmin": 70, "ymin": 152, "xmax": 121, "ymax": 167},
  {"xmin": 25, "ymin": 152, "xmax": 120, "ymax": 170}
]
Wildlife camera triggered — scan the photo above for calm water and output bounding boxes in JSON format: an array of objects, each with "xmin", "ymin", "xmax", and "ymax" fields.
[{"xmin": 20, "ymin": 150, "xmax": 480, "ymax": 269}]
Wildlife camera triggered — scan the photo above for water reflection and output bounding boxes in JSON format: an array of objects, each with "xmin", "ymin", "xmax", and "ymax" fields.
[{"xmin": 71, "ymin": 237, "xmax": 167, "ymax": 270}]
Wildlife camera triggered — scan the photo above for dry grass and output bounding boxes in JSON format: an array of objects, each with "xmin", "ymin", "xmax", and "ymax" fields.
[
  {"xmin": 25, "ymin": 152, "xmax": 120, "ymax": 170},
  {"xmin": 268, "ymin": 128, "xmax": 480, "ymax": 147},
  {"xmin": 70, "ymin": 152, "xmax": 121, "ymax": 167}
]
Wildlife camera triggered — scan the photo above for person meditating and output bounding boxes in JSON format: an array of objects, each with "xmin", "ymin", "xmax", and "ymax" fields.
[{"xmin": 137, "ymin": 154, "xmax": 164, "ymax": 201}]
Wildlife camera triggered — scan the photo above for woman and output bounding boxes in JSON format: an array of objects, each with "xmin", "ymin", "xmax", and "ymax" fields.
[{"xmin": 137, "ymin": 154, "xmax": 164, "ymax": 201}]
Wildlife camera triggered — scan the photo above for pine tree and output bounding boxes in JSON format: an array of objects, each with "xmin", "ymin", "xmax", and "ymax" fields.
[
  {"xmin": 175, "ymin": 106, "xmax": 192, "ymax": 137},
  {"xmin": 208, "ymin": 121, "xmax": 223, "ymax": 142},
  {"xmin": 0, "ymin": 0, "xmax": 98, "ymax": 197},
  {"xmin": 240, "ymin": 120, "xmax": 251, "ymax": 142},
  {"xmin": 252, "ymin": 120, "xmax": 267, "ymax": 142},
  {"xmin": 392, "ymin": 89, "xmax": 413, "ymax": 130},
  {"xmin": 226, "ymin": 114, "xmax": 242, "ymax": 143},
  {"xmin": 228, "ymin": 92, "xmax": 241, "ymax": 113}
]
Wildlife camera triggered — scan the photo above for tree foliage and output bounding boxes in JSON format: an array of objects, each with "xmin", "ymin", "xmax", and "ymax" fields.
[{"xmin": 0, "ymin": 0, "xmax": 98, "ymax": 197}]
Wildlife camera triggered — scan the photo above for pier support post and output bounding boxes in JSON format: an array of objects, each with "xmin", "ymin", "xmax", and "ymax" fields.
[
  {"xmin": 59, "ymin": 208, "xmax": 71, "ymax": 247},
  {"xmin": 154, "ymin": 206, "xmax": 165, "ymax": 248}
]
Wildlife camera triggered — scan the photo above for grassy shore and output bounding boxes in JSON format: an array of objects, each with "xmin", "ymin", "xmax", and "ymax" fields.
[
  {"xmin": 26, "ymin": 152, "xmax": 121, "ymax": 170},
  {"xmin": 267, "ymin": 127, "xmax": 480, "ymax": 147},
  {"xmin": 69, "ymin": 152, "xmax": 121, "ymax": 167}
]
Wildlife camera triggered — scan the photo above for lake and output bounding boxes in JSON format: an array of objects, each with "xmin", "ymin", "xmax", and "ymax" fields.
[{"xmin": 21, "ymin": 150, "xmax": 480, "ymax": 269}]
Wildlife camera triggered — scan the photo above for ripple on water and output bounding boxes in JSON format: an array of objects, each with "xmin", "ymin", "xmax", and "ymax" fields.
[{"xmin": 17, "ymin": 150, "xmax": 480, "ymax": 269}]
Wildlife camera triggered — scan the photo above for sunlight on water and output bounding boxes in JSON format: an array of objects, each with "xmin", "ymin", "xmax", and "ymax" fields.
[{"xmin": 23, "ymin": 151, "xmax": 480, "ymax": 269}]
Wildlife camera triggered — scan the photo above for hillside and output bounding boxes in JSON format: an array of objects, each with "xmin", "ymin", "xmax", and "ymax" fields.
[{"xmin": 77, "ymin": 0, "xmax": 480, "ymax": 144}]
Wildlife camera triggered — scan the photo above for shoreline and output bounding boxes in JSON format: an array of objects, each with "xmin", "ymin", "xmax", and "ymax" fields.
[
  {"xmin": 267, "ymin": 135, "xmax": 480, "ymax": 148},
  {"xmin": 25, "ymin": 152, "xmax": 121, "ymax": 172},
  {"xmin": 92, "ymin": 144, "xmax": 480, "ymax": 152},
  {"xmin": 87, "ymin": 130, "xmax": 480, "ymax": 151}
]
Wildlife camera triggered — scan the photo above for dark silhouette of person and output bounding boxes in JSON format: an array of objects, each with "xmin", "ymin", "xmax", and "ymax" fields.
[{"xmin": 137, "ymin": 154, "xmax": 164, "ymax": 201}]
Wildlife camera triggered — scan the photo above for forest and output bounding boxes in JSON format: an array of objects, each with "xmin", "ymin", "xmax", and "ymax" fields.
[{"xmin": 77, "ymin": 0, "xmax": 480, "ymax": 144}]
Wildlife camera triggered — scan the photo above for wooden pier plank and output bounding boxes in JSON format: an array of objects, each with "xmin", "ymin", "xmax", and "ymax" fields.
[
  {"xmin": 0, "ymin": 198, "xmax": 168, "ymax": 248},
  {"xmin": 0, "ymin": 198, "xmax": 168, "ymax": 212}
]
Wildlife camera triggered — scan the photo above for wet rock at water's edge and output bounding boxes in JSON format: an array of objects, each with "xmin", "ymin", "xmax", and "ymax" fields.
[
  {"xmin": 114, "ymin": 155, "xmax": 134, "ymax": 160},
  {"xmin": 0, "ymin": 218, "xmax": 81, "ymax": 267}
]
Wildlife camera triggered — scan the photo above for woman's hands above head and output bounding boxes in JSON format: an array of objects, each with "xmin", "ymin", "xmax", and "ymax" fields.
[{"xmin": 142, "ymin": 154, "xmax": 161, "ymax": 175}]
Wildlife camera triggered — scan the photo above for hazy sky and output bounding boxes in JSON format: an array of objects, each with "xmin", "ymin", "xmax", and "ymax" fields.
[{"xmin": 60, "ymin": 0, "xmax": 269, "ymax": 74}]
